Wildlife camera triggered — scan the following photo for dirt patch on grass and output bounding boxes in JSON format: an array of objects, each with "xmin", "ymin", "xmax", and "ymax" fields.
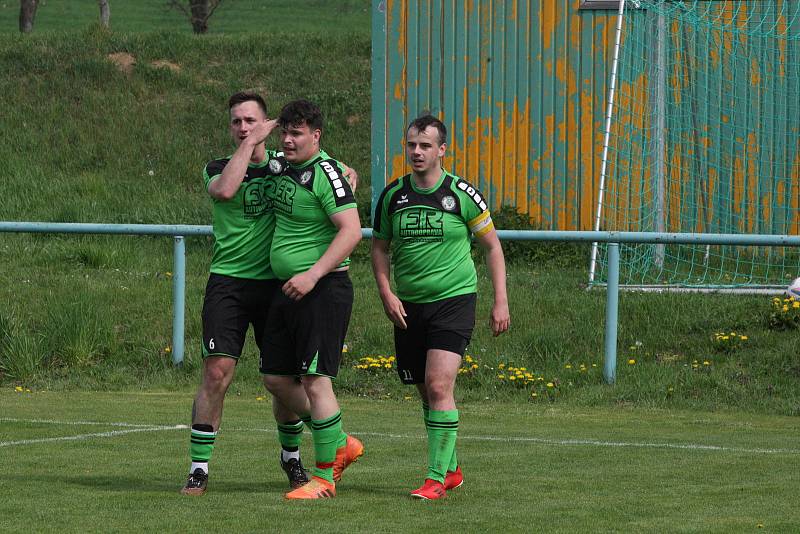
[
  {"xmin": 151, "ymin": 60, "xmax": 182, "ymax": 73},
  {"xmin": 107, "ymin": 52, "xmax": 135, "ymax": 74}
]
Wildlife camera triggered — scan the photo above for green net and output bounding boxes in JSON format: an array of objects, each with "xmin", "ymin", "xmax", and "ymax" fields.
[{"xmin": 593, "ymin": 0, "xmax": 800, "ymax": 289}]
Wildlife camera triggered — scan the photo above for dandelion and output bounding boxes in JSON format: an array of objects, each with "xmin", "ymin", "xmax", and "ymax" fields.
[
  {"xmin": 497, "ymin": 375, "xmax": 506, "ymax": 380},
  {"xmin": 531, "ymin": 392, "xmax": 538, "ymax": 398},
  {"xmin": 498, "ymin": 363, "xmax": 506, "ymax": 369},
  {"xmin": 565, "ymin": 364, "xmax": 572, "ymax": 369},
  {"xmin": 256, "ymin": 396, "xmax": 265, "ymax": 401},
  {"xmin": 740, "ymin": 335, "xmax": 748, "ymax": 340},
  {"xmin": 164, "ymin": 346, "xmax": 171, "ymax": 353},
  {"xmin": 546, "ymin": 382, "xmax": 554, "ymax": 388},
  {"xmin": 15, "ymin": 386, "xmax": 23, "ymax": 392},
  {"xmin": 703, "ymin": 360, "xmax": 710, "ymax": 366},
  {"xmin": 628, "ymin": 359, "xmax": 636, "ymax": 365}
]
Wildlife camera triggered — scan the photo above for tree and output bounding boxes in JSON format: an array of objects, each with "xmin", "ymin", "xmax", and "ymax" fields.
[
  {"xmin": 98, "ymin": 0, "xmax": 110, "ymax": 28},
  {"xmin": 19, "ymin": 0, "xmax": 39, "ymax": 33},
  {"xmin": 167, "ymin": 0, "xmax": 223, "ymax": 34}
]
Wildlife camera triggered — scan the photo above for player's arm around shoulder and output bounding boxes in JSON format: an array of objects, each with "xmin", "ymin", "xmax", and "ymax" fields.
[{"xmin": 472, "ymin": 212, "xmax": 510, "ymax": 337}]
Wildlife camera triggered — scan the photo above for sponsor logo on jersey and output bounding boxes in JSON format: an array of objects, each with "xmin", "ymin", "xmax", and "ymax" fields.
[
  {"xmin": 273, "ymin": 178, "xmax": 296, "ymax": 214},
  {"xmin": 457, "ymin": 181, "xmax": 488, "ymax": 211},
  {"xmin": 300, "ymin": 170, "xmax": 313, "ymax": 184},
  {"xmin": 243, "ymin": 182, "xmax": 268, "ymax": 218},
  {"xmin": 320, "ymin": 161, "xmax": 347, "ymax": 198},
  {"xmin": 441, "ymin": 195, "xmax": 456, "ymax": 211},
  {"xmin": 398, "ymin": 209, "xmax": 444, "ymax": 242},
  {"xmin": 268, "ymin": 158, "xmax": 284, "ymax": 174},
  {"xmin": 396, "ymin": 194, "xmax": 409, "ymax": 206}
]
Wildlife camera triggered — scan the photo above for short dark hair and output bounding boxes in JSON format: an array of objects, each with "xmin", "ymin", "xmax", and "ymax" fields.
[
  {"xmin": 407, "ymin": 114, "xmax": 447, "ymax": 145},
  {"xmin": 278, "ymin": 99, "xmax": 324, "ymax": 132},
  {"xmin": 228, "ymin": 92, "xmax": 267, "ymax": 115}
]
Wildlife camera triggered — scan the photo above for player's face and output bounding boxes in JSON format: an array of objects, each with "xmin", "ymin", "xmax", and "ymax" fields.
[
  {"xmin": 280, "ymin": 122, "xmax": 320, "ymax": 163},
  {"xmin": 229, "ymin": 101, "xmax": 266, "ymax": 147},
  {"xmin": 406, "ymin": 126, "xmax": 446, "ymax": 174}
]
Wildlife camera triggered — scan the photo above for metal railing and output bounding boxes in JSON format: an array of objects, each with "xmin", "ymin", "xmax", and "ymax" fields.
[{"xmin": 3, "ymin": 221, "xmax": 799, "ymax": 384}]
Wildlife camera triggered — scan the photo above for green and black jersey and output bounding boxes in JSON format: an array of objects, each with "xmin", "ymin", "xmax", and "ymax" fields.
[
  {"xmin": 203, "ymin": 151, "xmax": 287, "ymax": 280},
  {"xmin": 373, "ymin": 170, "xmax": 495, "ymax": 303},
  {"xmin": 269, "ymin": 149, "xmax": 357, "ymax": 279}
]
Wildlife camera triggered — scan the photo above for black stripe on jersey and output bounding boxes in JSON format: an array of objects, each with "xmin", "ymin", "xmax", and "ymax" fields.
[
  {"xmin": 372, "ymin": 177, "xmax": 401, "ymax": 233},
  {"xmin": 386, "ymin": 174, "xmax": 462, "ymax": 217},
  {"xmin": 454, "ymin": 178, "xmax": 488, "ymax": 212},
  {"xmin": 205, "ymin": 156, "xmax": 286, "ymax": 184},
  {"xmin": 318, "ymin": 159, "xmax": 355, "ymax": 207}
]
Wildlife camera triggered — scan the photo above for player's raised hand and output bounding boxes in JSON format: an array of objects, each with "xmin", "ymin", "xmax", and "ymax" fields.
[{"xmin": 246, "ymin": 118, "xmax": 278, "ymax": 147}]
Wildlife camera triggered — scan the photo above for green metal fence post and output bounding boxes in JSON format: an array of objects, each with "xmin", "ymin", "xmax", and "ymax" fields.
[
  {"xmin": 172, "ymin": 236, "xmax": 186, "ymax": 366},
  {"xmin": 604, "ymin": 242, "xmax": 620, "ymax": 384}
]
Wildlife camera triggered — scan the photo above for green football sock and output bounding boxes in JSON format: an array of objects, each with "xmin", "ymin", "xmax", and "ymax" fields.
[
  {"xmin": 310, "ymin": 411, "xmax": 342, "ymax": 484},
  {"xmin": 422, "ymin": 403, "xmax": 457, "ymax": 472},
  {"xmin": 277, "ymin": 419, "xmax": 304, "ymax": 451},
  {"xmin": 425, "ymin": 410, "xmax": 458, "ymax": 483},
  {"xmin": 190, "ymin": 424, "xmax": 216, "ymax": 464}
]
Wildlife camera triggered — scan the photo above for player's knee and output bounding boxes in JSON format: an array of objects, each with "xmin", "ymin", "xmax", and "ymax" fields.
[
  {"xmin": 262, "ymin": 375, "xmax": 292, "ymax": 397},
  {"xmin": 302, "ymin": 376, "xmax": 334, "ymax": 403},
  {"xmin": 202, "ymin": 361, "xmax": 233, "ymax": 391},
  {"xmin": 425, "ymin": 380, "xmax": 454, "ymax": 404}
]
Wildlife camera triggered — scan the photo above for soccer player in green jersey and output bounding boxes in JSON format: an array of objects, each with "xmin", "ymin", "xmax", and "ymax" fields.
[
  {"xmin": 182, "ymin": 93, "xmax": 357, "ymax": 496},
  {"xmin": 371, "ymin": 114, "xmax": 510, "ymax": 500},
  {"xmin": 260, "ymin": 99, "xmax": 364, "ymax": 500}
]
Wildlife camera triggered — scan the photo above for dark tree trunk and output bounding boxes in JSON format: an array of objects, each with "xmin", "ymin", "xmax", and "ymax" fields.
[
  {"xmin": 98, "ymin": 0, "xmax": 110, "ymax": 28},
  {"xmin": 19, "ymin": 0, "xmax": 39, "ymax": 33},
  {"xmin": 190, "ymin": 0, "xmax": 209, "ymax": 34}
]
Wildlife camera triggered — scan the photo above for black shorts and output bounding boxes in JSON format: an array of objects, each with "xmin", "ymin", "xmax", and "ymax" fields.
[
  {"xmin": 394, "ymin": 293, "xmax": 476, "ymax": 384},
  {"xmin": 260, "ymin": 271, "xmax": 353, "ymax": 378},
  {"xmin": 201, "ymin": 274, "xmax": 280, "ymax": 359}
]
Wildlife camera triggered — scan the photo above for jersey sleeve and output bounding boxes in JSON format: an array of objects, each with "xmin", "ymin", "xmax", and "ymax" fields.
[
  {"xmin": 455, "ymin": 178, "xmax": 494, "ymax": 237},
  {"xmin": 372, "ymin": 181, "xmax": 396, "ymax": 240},
  {"xmin": 314, "ymin": 159, "xmax": 357, "ymax": 216},
  {"xmin": 203, "ymin": 159, "xmax": 227, "ymax": 190}
]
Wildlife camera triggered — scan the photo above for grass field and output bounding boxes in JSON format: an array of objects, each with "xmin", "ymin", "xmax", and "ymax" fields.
[
  {"xmin": 0, "ymin": 6, "xmax": 798, "ymax": 529},
  {"xmin": 0, "ymin": 0, "xmax": 371, "ymax": 35},
  {"xmin": 3, "ymin": 389, "xmax": 799, "ymax": 532}
]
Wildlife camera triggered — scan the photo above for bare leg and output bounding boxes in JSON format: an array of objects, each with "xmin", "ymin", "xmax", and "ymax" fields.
[{"xmin": 192, "ymin": 356, "xmax": 237, "ymax": 430}]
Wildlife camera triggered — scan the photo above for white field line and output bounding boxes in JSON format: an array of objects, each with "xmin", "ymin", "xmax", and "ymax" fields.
[
  {"xmin": 0, "ymin": 419, "xmax": 187, "ymax": 448},
  {"xmin": 247, "ymin": 428, "xmax": 800, "ymax": 456},
  {"xmin": 2, "ymin": 418, "xmax": 798, "ymax": 455}
]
